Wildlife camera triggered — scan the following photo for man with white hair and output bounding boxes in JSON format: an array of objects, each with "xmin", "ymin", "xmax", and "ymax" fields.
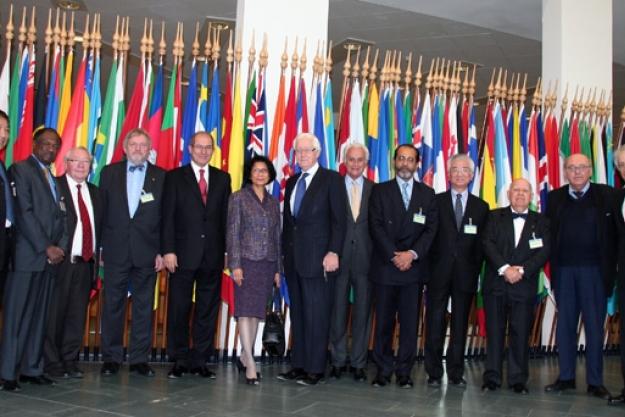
[
  {"xmin": 279, "ymin": 133, "xmax": 346, "ymax": 386},
  {"xmin": 329, "ymin": 143, "xmax": 373, "ymax": 382}
]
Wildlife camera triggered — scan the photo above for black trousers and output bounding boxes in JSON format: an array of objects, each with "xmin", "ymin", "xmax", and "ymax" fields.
[
  {"xmin": 167, "ymin": 266, "xmax": 221, "ymax": 368},
  {"xmin": 0, "ymin": 226, "xmax": 14, "ymax": 307},
  {"xmin": 619, "ymin": 283, "xmax": 625, "ymax": 389},
  {"xmin": 0, "ymin": 267, "xmax": 56, "ymax": 380},
  {"xmin": 101, "ymin": 264, "xmax": 156, "ymax": 364},
  {"xmin": 372, "ymin": 282, "xmax": 422, "ymax": 377},
  {"xmin": 425, "ymin": 279, "xmax": 474, "ymax": 380},
  {"xmin": 287, "ymin": 271, "xmax": 335, "ymax": 374},
  {"xmin": 483, "ymin": 290, "xmax": 534, "ymax": 386},
  {"xmin": 44, "ymin": 260, "xmax": 93, "ymax": 372}
]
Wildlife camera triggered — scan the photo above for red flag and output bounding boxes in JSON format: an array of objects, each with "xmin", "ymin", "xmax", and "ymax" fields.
[
  {"xmin": 221, "ymin": 69, "xmax": 233, "ymax": 171},
  {"xmin": 336, "ymin": 81, "xmax": 352, "ymax": 175},
  {"xmin": 111, "ymin": 62, "xmax": 145, "ymax": 163},
  {"xmin": 14, "ymin": 47, "xmax": 36, "ymax": 164}
]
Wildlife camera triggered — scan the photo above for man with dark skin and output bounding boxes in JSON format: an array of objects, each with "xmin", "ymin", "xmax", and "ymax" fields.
[{"xmin": 0, "ymin": 128, "xmax": 68, "ymax": 391}]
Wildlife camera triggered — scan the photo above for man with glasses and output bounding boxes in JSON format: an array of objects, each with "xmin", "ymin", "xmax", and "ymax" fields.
[
  {"xmin": 99, "ymin": 128, "xmax": 166, "ymax": 378},
  {"xmin": 279, "ymin": 133, "xmax": 346, "ymax": 386},
  {"xmin": 545, "ymin": 153, "xmax": 617, "ymax": 400},
  {"xmin": 44, "ymin": 147, "xmax": 101, "ymax": 379},
  {"xmin": 425, "ymin": 153, "xmax": 489, "ymax": 388},
  {"xmin": 369, "ymin": 144, "xmax": 437, "ymax": 388},
  {"xmin": 161, "ymin": 131, "xmax": 231, "ymax": 379}
]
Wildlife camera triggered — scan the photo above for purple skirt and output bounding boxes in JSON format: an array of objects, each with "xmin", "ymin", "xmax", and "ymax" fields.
[{"xmin": 234, "ymin": 258, "xmax": 275, "ymax": 319}]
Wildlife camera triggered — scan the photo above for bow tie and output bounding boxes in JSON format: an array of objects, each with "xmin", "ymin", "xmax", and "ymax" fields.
[
  {"xmin": 512, "ymin": 212, "xmax": 527, "ymax": 220},
  {"xmin": 129, "ymin": 164, "xmax": 145, "ymax": 172}
]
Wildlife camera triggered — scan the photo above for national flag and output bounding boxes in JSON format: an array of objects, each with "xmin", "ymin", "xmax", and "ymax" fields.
[
  {"xmin": 279, "ymin": 72, "xmax": 298, "ymax": 190},
  {"xmin": 208, "ymin": 62, "xmax": 222, "ymax": 168},
  {"xmin": 467, "ymin": 103, "xmax": 480, "ymax": 196},
  {"xmin": 180, "ymin": 59, "xmax": 198, "ymax": 165},
  {"xmin": 5, "ymin": 47, "xmax": 26, "ymax": 165},
  {"xmin": 86, "ymin": 52, "xmax": 102, "ymax": 154},
  {"xmin": 366, "ymin": 80, "xmax": 379, "ymax": 180},
  {"xmin": 323, "ymin": 77, "xmax": 336, "ymax": 171},
  {"xmin": 395, "ymin": 86, "xmax": 405, "ymax": 145},
  {"xmin": 146, "ymin": 57, "xmax": 164, "ymax": 159},
  {"xmin": 112, "ymin": 60, "xmax": 146, "ymax": 164},
  {"xmin": 255, "ymin": 71, "xmax": 268, "ymax": 155},
  {"xmin": 336, "ymin": 80, "xmax": 351, "ymax": 173},
  {"xmin": 511, "ymin": 105, "xmax": 523, "ymax": 179},
  {"xmin": 12, "ymin": 46, "xmax": 36, "ymax": 165},
  {"xmin": 139, "ymin": 60, "xmax": 152, "ymax": 128},
  {"xmin": 579, "ymin": 116, "xmax": 592, "ymax": 160},
  {"xmin": 0, "ymin": 37, "xmax": 10, "ymax": 113},
  {"xmin": 432, "ymin": 94, "xmax": 447, "ymax": 193},
  {"xmin": 376, "ymin": 85, "xmax": 390, "ymax": 182},
  {"xmin": 348, "ymin": 78, "xmax": 365, "ymax": 146},
  {"xmin": 493, "ymin": 102, "xmax": 512, "ymax": 207},
  {"xmin": 77, "ymin": 48, "xmax": 94, "ymax": 149},
  {"xmin": 34, "ymin": 61, "xmax": 47, "ymax": 131},
  {"xmin": 313, "ymin": 78, "xmax": 327, "ymax": 167},
  {"xmin": 268, "ymin": 71, "xmax": 285, "ymax": 199},
  {"xmin": 544, "ymin": 111, "xmax": 560, "ymax": 189},
  {"xmin": 244, "ymin": 70, "xmax": 259, "ymax": 158},
  {"xmin": 295, "ymin": 76, "xmax": 309, "ymax": 135},
  {"xmin": 591, "ymin": 120, "xmax": 606, "ymax": 184},
  {"xmin": 527, "ymin": 108, "xmax": 540, "ymax": 211},
  {"xmin": 228, "ymin": 62, "xmax": 244, "ymax": 190},
  {"xmin": 221, "ymin": 68, "xmax": 233, "ymax": 171},
  {"xmin": 419, "ymin": 90, "xmax": 433, "ymax": 185},
  {"xmin": 569, "ymin": 114, "xmax": 580, "ymax": 155}
]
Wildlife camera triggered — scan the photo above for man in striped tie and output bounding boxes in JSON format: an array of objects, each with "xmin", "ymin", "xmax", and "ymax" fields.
[{"xmin": 369, "ymin": 144, "xmax": 438, "ymax": 389}]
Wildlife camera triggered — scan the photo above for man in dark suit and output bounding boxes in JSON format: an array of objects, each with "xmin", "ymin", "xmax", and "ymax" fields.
[
  {"xmin": 545, "ymin": 153, "xmax": 616, "ymax": 400},
  {"xmin": 0, "ymin": 110, "xmax": 14, "ymax": 305},
  {"xmin": 329, "ymin": 143, "xmax": 373, "ymax": 382},
  {"xmin": 425, "ymin": 153, "xmax": 489, "ymax": 387},
  {"xmin": 0, "ymin": 128, "xmax": 67, "ymax": 391},
  {"xmin": 609, "ymin": 146, "xmax": 625, "ymax": 406},
  {"xmin": 162, "ymin": 131, "xmax": 231, "ymax": 379},
  {"xmin": 99, "ymin": 128, "xmax": 165, "ymax": 377},
  {"xmin": 44, "ymin": 147, "xmax": 101, "ymax": 379},
  {"xmin": 369, "ymin": 144, "xmax": 438, "ymax": 389},
  {"xmin": 278, "ymin": 132, "xmax": 346, "ymax": 386},
  {"xmin": 481, "ymin": 178, "xmax": 550, "ymax": 394}
]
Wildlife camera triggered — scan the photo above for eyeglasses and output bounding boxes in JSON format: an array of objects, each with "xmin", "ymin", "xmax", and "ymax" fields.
[
  {"xmin": 252, "ymin": 168, "xmax": 269, "ymax": 174},
  {"xmin": 565, "ymin": 165, "xmax": 591, "ymax": 173},
  {"xmin": 396, "ymin": 155, "xmax": 416, "ymax": 163},
  {"xmin": 450, "ymin": 167, "xmax": 472, "ymax": 174},
  {"xmin": 127, "ymin": 142, "xmax": 149, "ymax": 149},
  {"xmin": 295, "ymin": 148, "xmax": 317, "ymax": 155},
  {"xmin": 67, "ymin": 159, "xmax": 91, "ymax": 165},
  {"xmin": 192, "ymin": 144, "xmax": 213, "ymax": 152}
]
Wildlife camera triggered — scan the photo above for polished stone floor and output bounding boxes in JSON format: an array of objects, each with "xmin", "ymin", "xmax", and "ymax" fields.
[{"xmin": 1, "ymin": 357, "xmax": 624, "ymax": 417}]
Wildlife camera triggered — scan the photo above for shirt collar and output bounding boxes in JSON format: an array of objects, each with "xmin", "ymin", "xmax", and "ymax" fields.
[
  {"xmin": 510, "ymin": 206, "xmax": 529, "ymax": 215},
  {"xmin": 451, "ymin": 188, "xmax": 468, "ymax": 200},
  {"xmin": 396, "ymin": 176, "xmax": 412, "ymax": 188},
  {"xmin": 345, "ymin": 175, "xmax": 364, "ymax": 187},
  {"xmin": 568, "ymin": 182, "xmax": 590, "ymax": 197},
  {"xmin": 301, "ymin": 162, "xmax": 320, "ymax": 177},
  {"xmin": 126, "ymin": 160, "xmax": 147, "ymax": 171},
  {"xmin": 66, "ymin": 174, "xmax": 86, "ymax": 188},
  {"xmin": 32, "ymin": 155, "xmax": 50, "ymax": 169}
]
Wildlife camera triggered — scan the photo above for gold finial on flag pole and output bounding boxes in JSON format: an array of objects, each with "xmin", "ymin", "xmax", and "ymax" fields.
[
  {"xmin": 513, "ymin": 73, "xmax": 520, "ymax": 104},
  {"xmin": 259, "ymin": 32, "xmax": 268, "ymax": 71},
  {"xmin": 213, "ymin": 27, "xmax": 223, "ymax": 63},
  {"xmin": 300, "ymin": 38, "xmax": 307, "ymax": 76},
  {"xmin": 248, "ymin": 30, "xmax": 256, "ymax": 76},
  {"xmin": 234, "ymin": 30, "xmax": 242, "ymax": 66},
  {"xmin": 225, "ymin": 29, "xmax": 233, "ymax": 70},
  {"xmin": 486, "ymin": 68, "xmax": 495, "ymax": 100},
  {"xmin": 112, "ymin": 16, "xmax": 120, "ymax": 52},
  {"xmin": 494, "ymin": 67, "xmax": 502, "ymax": 100},
  {"xmin": 280, "ymin": 37, "xmax": 289, "ymax": 73},
  {"xmin": 82, "ymin": 14, "xmax": 90, "ymax": 52},
  {"xmin": 425, "ymin": 58, "xmax": 434, "ymax": 91},
  {"xmin": 351, "ymin": 44, "xmax": 360, "ymax": 79},
  {"xmin": 94, "ymin": 14, "xmax": 102, "ymax": 55},
  {"xmin": 519, "ymin": 73, "xmax": 527, "ymax": 105},
  {"xmin": 203, "ymin": 22, "xmax": 212, "ymax": 62},
  {"xmin": 430, "ymin": 57, "xmax": 439, "ymax": 91},
  {"xmin": 140, "ymin": 18, "xmax": 148, "ymax": 58},
  {"xmin": 469, "ymin": 65, "xmax": 477, "ymax": 98},
  {"xmin": 291, "ymin": 37, "xmax": 299, "ymax": 74},
  {"xmin": 147, "ymin": 19, "xmax": 154, "ymax": 61},
  {"xmin": 5, "ymin": 4, "xmax": 14, "ymax": 46},
  {"xmin": 462, "ymin": 63, "xmax": 469, "ymax": 97},
  {"xmin": 192, "ymin": 21, "xmax": 200, "ymax": 59},
  {"xmin": 68, "ymin": 12, "xmax": 75, "ymax": 49},
  {"xmin": 500, "ymin": 69, "xmax": 508, "ymax": 103},
  {"xmin": 18, "ymin": 7, "xmax": 27, "ymax": 49},
  {"xmin": 404, "ymin": 52, "xmax": 412, "ymax": 92},
  {"xmin": 414, "ymin": 55, "xmax": 422, "ymax": 91},
  {"xmin": 45, "ymin": 9, "xmax": 53, "ymax": 48},
  {"xmin": 158, "ymin": 21, "xmax": 166, "ymax": 57},
  {"xmin": 369, "ymin": 48, "xmax": 378, "ymax": 85},
  {"xmin": 361, "ymin": 45, "xmax": 370, "ymax": 84}
]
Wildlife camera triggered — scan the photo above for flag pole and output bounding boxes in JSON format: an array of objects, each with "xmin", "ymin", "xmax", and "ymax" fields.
[
  {"xmin": 404, "ymin": 52, "xmax": 412, "ymax": 101},
  {"xmin": 360, "ymin": 45, "xmax": 370, "ymax": 95},
  {"xmin": 336, "ymin": 44, "xmax": 351, "ymax": 136},
  {"xmin": 44, "ymin": 9, "xmax": 53, "ymax": 88}
]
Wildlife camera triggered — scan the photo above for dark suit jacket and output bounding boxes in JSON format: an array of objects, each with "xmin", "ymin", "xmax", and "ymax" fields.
[
  {"xmin": 482, "ymin": 207, "xmax": 551, "ymax": 302},
  {"xmin": 615, "ymin": 189, "xmax": 625, "ymax": 295},
  {"xmin": 161, "ymin": 164, "xmax": 231, "ymax": 271},
  {"xmin": 56, "ymin": 175, "xmax": 103, "ymax": 258},
  {"xmin": 0, "ymin": 161, "xmax": 9, "ymax": 268},
  {"xmin": 342, "ymin": 177, "xmax": 374, "ymax": 275},
  {"xmin": 428, "ymin": 191, "xmax": 489, "ymax": 293},
  {"xmin": 282, "ymin": 166, "xmax": 346, "ymax": 279},
  {"xmin": 9, "ymin": 156, "xmax": 68, "ymax": 272},
  {"xmin": 546, "ymin": 183, "xmax": 617, "ymax": 294},
  {"xmin": 369, "ymin": 178, "xmax": 438, "ymax": 286},
  {"xmin": 99, "ymin": 161, "xmax": 165, "ymax": 268}
]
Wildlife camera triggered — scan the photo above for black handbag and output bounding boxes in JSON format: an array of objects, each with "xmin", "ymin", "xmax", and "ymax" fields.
[{"xmin": 262, "ymin": 287, "xmax": 285, "ymax": 356}]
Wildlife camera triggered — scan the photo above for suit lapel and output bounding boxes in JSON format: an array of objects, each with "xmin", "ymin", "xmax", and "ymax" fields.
[
  {"xmin": 183, "ymin": 165, "xmax": 204, "ymax": 206},
  {"xmin": 28, "ymin": 156, "xmax": 57, "ymax": 204},
  {"xmin": 299, "ymin": 168, "xmax": 324, "ymax": 215},
  {"xmin": 503, "ymin": 208, "xmax": 516, "ymax": 248},
  {"xmin": 117, "ymin": 162, "xmax": 130, "ymax": 218},
  {"xmin": 357, "ymin": 179, "xmax": 372, "ymax": 223},
  {"xmin": 517, "ymin": 212, "xmax": 536, "ymax": 250}
]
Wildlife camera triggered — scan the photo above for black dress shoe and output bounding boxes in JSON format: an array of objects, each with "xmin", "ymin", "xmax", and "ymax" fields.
[
  {"xmin": 482, "ymin": 380, "xmax": 498, "ymax": 391},
  {"xmin": 65, "ymin": 363, "xmax": 84, "ymax": 379},
  {"xmin": 167, "ymin": 364, "xmax": 188, "ymax": 379},
  {"xmin": 448, "ymin": 377, "xmax": 467, "ymax": 386},
  {"xmin": 512, "ymin": 383, "xmax": 529, "ymax": 394},
  {"xmin": 296, "ymin": 373, "xmax": 325, "ymax": 386},
  {"xmin": 353, "ymin": 368, "xmax": 367, "ymax": 382},
  {"xmin": 0, "ymin": 380, "xmax": 21, "ymax": 392},
  {"xmin": 101, "ymin": 362, "xmax": 120, "ymax": 376},
  {"xmin": 329, "ymin": 366, "xmax": 343, "ymax": 379},
  {"xmin": 544, "ymin": 379, "xmax": 575, "ymax": 392},
  {"xmin": 47, "ymin": 367, "xmax": 68, "ymax": 379},
  {"xmin": 190, "ymin": 366, "xmax": 216, "ymax": 379},
  {"xmin": 129, "ymin": 363, "xmax": 155, "ymax": 377},
  {"xmin": 587, "ymin": 385, "xmax": 611, "ymax": 400},
  {"xmin": 427, "ymin": 376, "xmax": 442, "ymax": 387},
  {"xmin": 608, "ymin": 390, "xmax": 625, "ymax": 405},
  {"xmin": 371, "ymin": 374, "xmax": 391, "ymax": 387},
  {"xmin": 19, "ymin": 375, "xmax": 55, "ymax": 385},
  {"xmin": 397, "ymin": 375, "xmax": 414, "ymax": 389},
  {"xmin": 277, "ymin": 368, "xmax": 306, "ymax": 381}
]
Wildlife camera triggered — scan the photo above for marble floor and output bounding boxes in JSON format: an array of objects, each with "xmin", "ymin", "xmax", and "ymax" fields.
[{"xmin": 1, "ymin": 356, "xmax": 624, "ymax": 417}]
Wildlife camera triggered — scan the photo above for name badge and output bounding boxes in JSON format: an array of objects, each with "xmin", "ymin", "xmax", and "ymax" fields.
[
  {"xmin": 529, "ymin": 238, "xmax": 543, "ymax": 249},
  {"xmin": 413, "ymin": 209, "xmax": 426, "ymax": 224},
  {"xmin": 464, "ymin": 224, "xmax": 477, "ymax": 235},
  {"xmin": 140, "ymin": 192, "xmax": 155, "ymax": 203},
  {"xmin": 59, "ymin": 199, "xmax": 67, "ymax": 212}
]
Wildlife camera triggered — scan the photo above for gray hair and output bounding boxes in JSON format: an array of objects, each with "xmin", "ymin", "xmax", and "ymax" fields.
[
  {"xmin": 123, "ymin": 127, "xmax": 152, "ymax": 149},
  {"xmin": 614, "ymin": 145, "xmax": 625, "ymax": 166},
  {"xmin": 65, "ymin": 146, "xmax": 93, "ymax": 162},
  {"xmin": 344, "ymin": 142, "xmax": 370, "ymax": 161},
  {"xmin": 447, "ymin": 153, "xmax": 475, "ymax": 175},
  {"xmin": 294, "ymin": 133, "xmax": 321, "ymax": 153}
]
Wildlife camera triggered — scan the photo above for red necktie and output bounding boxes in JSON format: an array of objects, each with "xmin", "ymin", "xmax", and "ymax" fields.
[
  {"xmin": 76, "ymin": 184, "xmax": 93, "ymax": 261},
  {"xmin": 199, "ymin": 168, "xmax": 208, "ymax": 205}
]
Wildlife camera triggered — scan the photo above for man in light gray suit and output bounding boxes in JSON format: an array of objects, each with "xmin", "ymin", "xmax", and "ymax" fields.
[
  {"xmin": 329, "ymin": 143, "xmax": 373, "ymax": 382},
  {"xmin": 0, "ymin": 128, "xmax": 68, "ymax": 391}
]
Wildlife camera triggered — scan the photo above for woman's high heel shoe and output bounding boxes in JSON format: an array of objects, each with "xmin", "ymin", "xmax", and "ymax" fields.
[
  {"xmin": 235, "ymin": 358, "xmax": 245, "ymax": 373},
  {"xmin": 246, "ymin": 377, "xmax": 259, "ymax": 385}
]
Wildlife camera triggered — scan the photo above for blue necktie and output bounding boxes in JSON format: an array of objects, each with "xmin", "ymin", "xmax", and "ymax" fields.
[
  {"xmin": 129, "ymin": 164, "xmax": 145, "ymax": 172},
  {"xmin": 0, "ymin": 165, "xmax": 13, "ymax": 223},
  {"xmin": 401, "ymin": 181, "xmax": 410, "ymax": 210},
  {"xmin": 293, "ymin": 173, "xmax": 309, "ymax": 218}
]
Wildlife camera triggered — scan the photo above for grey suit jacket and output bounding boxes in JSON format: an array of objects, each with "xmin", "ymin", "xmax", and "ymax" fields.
[
  {"xmin": 9, "ymin": 156, "xmax": 68, "ymax": 272},
  {"xmin": 341, "ymin": 177, "xmax": 373, "ymax": 275}
]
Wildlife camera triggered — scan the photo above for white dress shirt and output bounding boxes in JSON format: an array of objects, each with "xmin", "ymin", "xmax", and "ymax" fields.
[
  {"xmin": 289, "ymin": 163, "xmax": 320, "ymax": 214},
  {"xmin": 66, "ymin": 175, "xmax": 96, "ymax": 258}
]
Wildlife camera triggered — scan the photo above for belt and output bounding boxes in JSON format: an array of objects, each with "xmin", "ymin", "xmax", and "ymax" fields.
[{"xmin": 70, "ymin": 256, "xmax": 94, "ymax": 264}]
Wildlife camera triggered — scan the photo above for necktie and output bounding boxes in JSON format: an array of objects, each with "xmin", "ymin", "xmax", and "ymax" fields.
[
  {"xmin": 129, "ymin": 164, "xmax": 145, "ymax": 172},
  {"xmin": 454, "ymin": 193, "xmax": 463, "ymax": 231},
  {"xmin": 43, "ymin": 167, "xmax": 57, "ymax": 201},
  {"xmin": 199, "ymin": 168, "xmax": 208, "ymax": 205},
  {"xmin": 350, "ymin": 181, "xmax": 360, "ymax": 221},
  {"xmin": 401, "ymin": 181, "xmax": 410, "ymax": 210},
  {"xmin": 76, "ymin": 184, "xmax": 93, "ymax": 261},
  {"xmin": 0, "ymin": 165, "xmax": 13, "ymax": 224},
  {"xmin": 293, "ymin": 173, "xmax": 309, "ymax": 217},
  {"xmin": 573, "ymin": 190, "xmax": 584, "ymax": 199},
  {"xmin": 512, "ymin": 212, "xmax": 527, "ymax": 220}
]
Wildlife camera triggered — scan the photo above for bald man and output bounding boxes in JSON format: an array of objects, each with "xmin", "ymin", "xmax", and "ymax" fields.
[
  {"xmin": 481, "ymin": 179, "xmax": 550, "ymax": 394},
  {"xmin": 545, "ymin": 154, "xmax": 617, "ymax": 400}
]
